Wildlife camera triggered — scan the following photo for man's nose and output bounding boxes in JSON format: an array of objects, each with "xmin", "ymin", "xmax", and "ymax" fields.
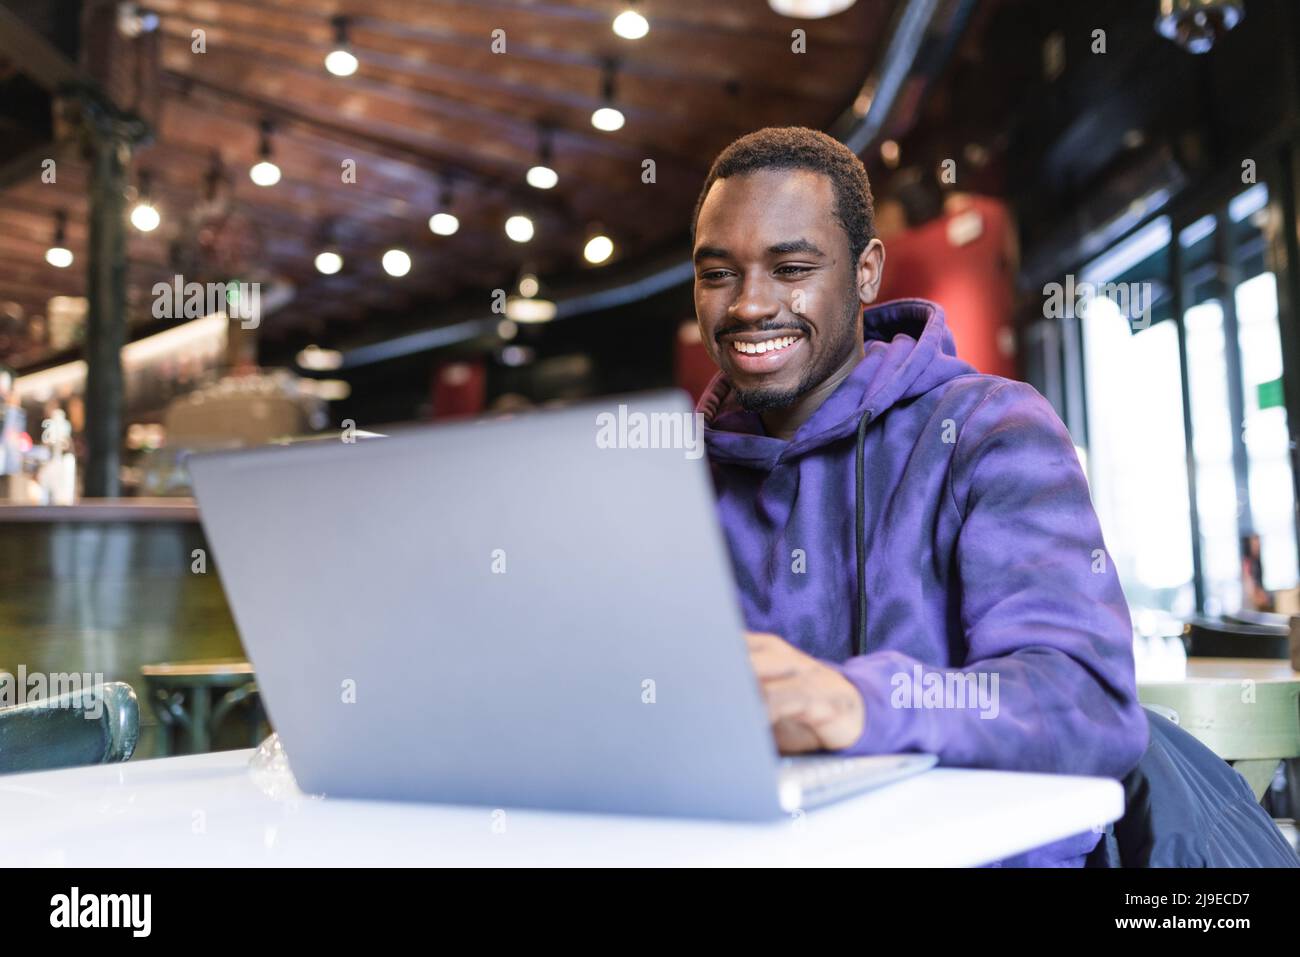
[{"xmin": 728, "ymin": 273, "xmax": 780, "ymax": 324}]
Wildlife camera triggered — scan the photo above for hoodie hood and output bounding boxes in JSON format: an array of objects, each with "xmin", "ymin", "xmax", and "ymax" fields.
[{"xmin": 697, "ymin": 298, "xmax": 976, "ymax": 468}]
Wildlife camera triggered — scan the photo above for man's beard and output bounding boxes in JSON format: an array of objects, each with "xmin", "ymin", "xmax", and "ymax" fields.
[
  {"xmin": 734, "ymin": 377, "xmax": 812, "ymax": 413},
  {"xmin": 733, "ymin": 295, "xmax": 862, "ymax": 413}
]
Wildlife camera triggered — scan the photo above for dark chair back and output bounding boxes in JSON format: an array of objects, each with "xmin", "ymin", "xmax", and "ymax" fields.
[
  {"xmin": 0, "ymin": 681, "xmax": 139, "ymax": 774},
  {"xmin": 1185, "ymin": 617, "xmax": 1291, "ymax": 659}
]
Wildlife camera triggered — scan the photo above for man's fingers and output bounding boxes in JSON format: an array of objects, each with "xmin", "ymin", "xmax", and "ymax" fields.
[
  {"xmin": 744, "ymin": 631, "xmax": 782, "ymax": 652},
  {"xmin": 746, "ymin": 631, "xmax": 809, "ymax": 680},
  {"xmin": 772, "ymin": 716, "xmax": 821, "ymax": 754},
  {"xmin": 744, "ymin": 633, "xmax": 866, "ymax": 752},
  {"xmin": 749, "ymin": 647, "xmax": 801, "ymax": 680},
  {"xmin": 761, "ymin": 675, "xmax": 853, "ymax": 728},
  {"xmin": 760, "ymin": 676, "xmax": 809, "ymax": 722}
]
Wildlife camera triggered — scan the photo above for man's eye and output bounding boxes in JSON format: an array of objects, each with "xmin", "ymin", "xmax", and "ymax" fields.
[
  {"xmin": 776, "ymin": 265, "xmax": 813, "ymax": 276},
  {"xmin": 700, "ymin": 270, "xmax": 732, "ymax": 281}
]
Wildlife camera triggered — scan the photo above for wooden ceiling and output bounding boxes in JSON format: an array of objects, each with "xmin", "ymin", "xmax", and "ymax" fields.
[{"xmin": 0, "ymin": 0, "xmax": 895, "ymax": 369}]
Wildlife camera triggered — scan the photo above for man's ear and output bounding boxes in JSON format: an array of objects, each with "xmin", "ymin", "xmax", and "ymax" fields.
[{"xmin": 857, "ymin": 238, "xmax": 886, "ymax": 306}]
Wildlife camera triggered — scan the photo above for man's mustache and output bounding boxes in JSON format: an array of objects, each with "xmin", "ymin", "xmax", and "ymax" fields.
[{"xmin": 714, "ymin": 319, "xmax": 811, "ymax": 343}]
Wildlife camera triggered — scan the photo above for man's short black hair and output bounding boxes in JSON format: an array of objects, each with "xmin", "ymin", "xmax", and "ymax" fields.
[{"xmin": 691, "ymin": 126, "xmax": 876, "ymax": 261}]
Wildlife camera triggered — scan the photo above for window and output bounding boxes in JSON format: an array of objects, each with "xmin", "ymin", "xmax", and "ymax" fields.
[
  {"xmin": 1038, "ymin": 182, "xmax": 1300, "ymax": 620},
  {"xmin": 1080, "ymin": 217, "xmax": 1197, "ymax": 618},
  {"xmin": 1181, "ymin": 185, "xmax": 1299, "ymax": 612}
]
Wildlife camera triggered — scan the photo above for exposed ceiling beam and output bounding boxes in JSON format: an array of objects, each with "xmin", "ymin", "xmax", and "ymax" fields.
[{"xmin": 0, "ymin": 2, "xmax": 82, "ymax": 92}]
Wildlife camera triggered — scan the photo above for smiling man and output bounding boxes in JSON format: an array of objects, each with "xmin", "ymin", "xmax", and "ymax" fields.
[{"xmin": 691, "ymin": 127, "xmax": 1148, "ymax": 866}]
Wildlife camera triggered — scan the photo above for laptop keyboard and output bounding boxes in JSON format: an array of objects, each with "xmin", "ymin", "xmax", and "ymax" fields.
[{"xmin": 777, "ymin": 754, "xmax": 936, "ymax": 811}]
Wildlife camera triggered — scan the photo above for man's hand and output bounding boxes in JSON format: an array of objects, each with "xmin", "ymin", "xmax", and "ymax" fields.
[{"xmin": 745, "ymin": 631, "xmax": 866, "ymax": 753}]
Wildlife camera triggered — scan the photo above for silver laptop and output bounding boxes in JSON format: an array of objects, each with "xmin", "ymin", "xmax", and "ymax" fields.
[{"xmin": 188, "ymin": 390, "xmax": 935, "ymax": 820}]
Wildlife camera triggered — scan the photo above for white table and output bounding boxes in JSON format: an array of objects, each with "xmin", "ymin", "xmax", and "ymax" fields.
[{"xmin": 0, "ymin": 749, "xmax": 1123, "ymax": 866}]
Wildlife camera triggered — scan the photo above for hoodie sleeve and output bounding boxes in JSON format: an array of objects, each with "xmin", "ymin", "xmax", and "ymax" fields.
[{"xmin": 830, "ymin": 381, "xmax": 1149, "ymax": 778}]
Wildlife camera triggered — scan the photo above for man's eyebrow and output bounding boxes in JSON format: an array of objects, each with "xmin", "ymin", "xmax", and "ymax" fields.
[
  {"xmin": 693, "ymin": 245, "xmax": 730, "ymax": 264},
  {"xmin": 693, "ymin": 239, "xmax": 826, "ymax": 263},
  {"xmin": 767, "ymin": 239, "xmax": 826, "ymax": 257}
]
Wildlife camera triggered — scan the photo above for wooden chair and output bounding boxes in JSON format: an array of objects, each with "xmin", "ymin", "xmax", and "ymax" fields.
[{"xmin": 0, "ymin": 681, "xmax": 140, "ymax": 774}]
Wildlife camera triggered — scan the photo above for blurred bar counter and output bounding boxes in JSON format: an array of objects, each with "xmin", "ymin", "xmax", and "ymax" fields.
[
  {"xmin": 0, "ymin": 499, "xmax": 244, "ymax": 757},
  {"xmin": 0, "ymin": 498, "xmax": 199, "ymax": 522}
]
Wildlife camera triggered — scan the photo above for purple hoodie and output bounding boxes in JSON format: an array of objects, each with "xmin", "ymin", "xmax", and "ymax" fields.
[{"xmin": 697, "ymin": 298, "xmax": 1148, "ymax": 867}]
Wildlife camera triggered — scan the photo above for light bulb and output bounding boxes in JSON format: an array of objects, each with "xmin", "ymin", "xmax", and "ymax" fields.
[
  {"xmin": 613, "ymin": 9, "xmax": 649, "ymax": 39},
  {"xmin": 249, "ymin": 160, "xmax": 281, "ymax": 186},
  {"xmin": 324, "ymin": 48, "xmax": 358, "ymax": 76},
  {"xmin": 428, "ymin": 212, "xmax": 459, "ymax": 236},
  {"xmin": 591, "ymin": 107, "xmax": 625, "ymax": 132},
  {"xmin": 296, "ymin": 345, "xmax": 344, "ymax": 371},
  {"xmin": 130, "ymin": 203, "xmax": 160, "ymax": 232},
  {"xmin": 584, "ymin": 234, "xmax": 614, "ymax": 264},
  {"xmin": 315, "ymin": 251, "xmax": 343, "ymax": 275},
  {"xmin": 767, "ymin": 0, "xmax": 858, "ymax": 18},
  {"xmin": 526, "ymin": 165, "xmax": 558, "ymax": 189},
  {"xmin": 505, "ymin": 215, "xmax": 534, "ymax": 243},
  {"xmin": 382, "ymin": 249, "xmax": 411, "ymax": 277},
  {"xmin": 505, "ymin": 297, "xmax": 556, "ymax": 323}
]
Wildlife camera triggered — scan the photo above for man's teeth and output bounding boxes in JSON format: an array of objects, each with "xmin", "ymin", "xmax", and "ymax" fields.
[{"xmin": 731, "ymin": 335, "xmax": 799, "ymax": 355}]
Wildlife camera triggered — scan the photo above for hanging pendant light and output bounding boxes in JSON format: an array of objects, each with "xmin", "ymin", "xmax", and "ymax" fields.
[
  {"xmin": 45, "ymin": 211, "xmax": 73, "ymax": 268},
  {"xmin": 313, "ymin": 220, "xmax": 343, "ymax": 275},
  {"xmin": 612, "ymin": 2, "xmax": 650, "ymax": 39},
  {"xmin": 583, "ymin": 224, "xmax": 614, "ymax": 264},
  {"xmin": 591, "ymin": 59, "xmax": 625, "ymax": 132},
  {"xmin": 130, "ymin": 171, "xmax": 161, "ymax": 232},
  {"xmin": 429, "ymin": 180, "xmax": 460, "ymax": 235},
  {"xmin": 526, "ymin": 124, "xmax": 558, "ymax": 190},
  {"xmin": 505, "ymin": 214, "xmax": 534, "ymax": 243},
  {"xmin": 325, "ymin": 15, "xmax": 359, "ymax": 76},
  {"xmin": 1155, "ymin": 0, "xmax": 1244, "ymax": 53},
  {"xmin": 249, "ymin": 119, "xmax": 282, "ymax": 187},
  {"xmin": 382, "ymin": 248, "xmax": 412, "ymax": 277},
  {"xmin": 768, "ymin": 0, "xmax": 857, "ymax": 17}
]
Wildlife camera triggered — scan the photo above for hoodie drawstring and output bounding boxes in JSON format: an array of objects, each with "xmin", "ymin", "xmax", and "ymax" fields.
[{"xmin": 854, "ymin": 409, "xmax": 872, "ymax": 657}]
